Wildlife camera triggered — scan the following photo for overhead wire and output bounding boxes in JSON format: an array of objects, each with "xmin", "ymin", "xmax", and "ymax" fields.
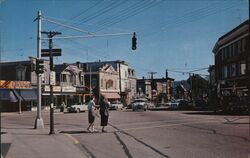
[
  {"xmin": 67, "ymin": 0, "xmax": 104, "ymax": 23},
  {"xmin": 94, "ymin": 0, "xmax": 148, "ymax": 26},
  {"xmin": 55, "ymin": 0, "xmax": 105, "ymax": 33},
  {"xmin": 75, "ymin": 0, "xmax": 126, "ymax": 25},
  {"xmin": 95, "ymin": 0, "xmax": 162, "ymax": 32},
  {"xmin": 143, "ymin": 2, "xmax": 237, "ymax": 37}
]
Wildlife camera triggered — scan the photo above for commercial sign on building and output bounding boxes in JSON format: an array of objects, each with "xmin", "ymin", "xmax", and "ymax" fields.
[
  {"xmin": 44, "ymin": 85, "xmax": 61, "ymax": 92},
  {"xmin": 0, "ymin": 80, "xmax": 32, "ymax": 89},
  {"xmin": 62, "ymin": 86, "xmax": 76, "ymax": 92}
]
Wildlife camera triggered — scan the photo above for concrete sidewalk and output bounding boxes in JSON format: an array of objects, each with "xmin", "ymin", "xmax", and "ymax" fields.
[{"xmin": 1, "ymin": 124, "xmax": 88, "ymax": 158}]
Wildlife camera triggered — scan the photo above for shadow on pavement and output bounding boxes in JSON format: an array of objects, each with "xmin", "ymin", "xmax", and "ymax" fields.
[
  {"xmin": 59, "ymin": 130, "xmax": 99, "ymax": 134},
  {"xmin": 1, "ymin": 143, "xmax": 11, "ymax": 158},
  {"xmin": 183, "ymin": 111, "xmax": 249, "ymax": 116}
]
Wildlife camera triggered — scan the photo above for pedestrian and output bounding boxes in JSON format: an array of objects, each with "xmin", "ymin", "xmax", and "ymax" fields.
[
  {"xmin": 99, "ymin": 95, "xmax": 110, "ymax": 132},
  {"xmin": 87, "ymin": 96, "xmax": 98, "ymax": 132},
  {"xmin": 60, "ymin": 102, "xmax": 66, "ymax": 112}
]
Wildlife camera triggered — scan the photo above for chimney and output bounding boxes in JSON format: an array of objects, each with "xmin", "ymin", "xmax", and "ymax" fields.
[
  {"xmin": 166, "ymin": 69, "xmax": 168, "ymax": 78},
  {"xmin": 76, "ymin": 61, "xmax": 81, "ymax": 68}
]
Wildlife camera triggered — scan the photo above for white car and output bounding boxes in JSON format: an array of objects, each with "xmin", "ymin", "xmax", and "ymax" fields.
[
  {"xmin": 132, "ymin": 99, "xmax": 148, "ymax": 111},
  {"xmin": 109, "ymin": 101, "xmax": 123, "ymax": 110},
  {"xmin": 166, "ymin": 100, "xmax": 180, "ymax": 110},
  {"xmin": 67, "ymin": 103, "xmax": 88, "ymax": 113}
]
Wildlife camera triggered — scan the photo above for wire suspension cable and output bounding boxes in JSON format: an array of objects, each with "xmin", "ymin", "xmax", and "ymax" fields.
[
  {"xmin": 43, "ymin": 17, "xmax": 95, "ymax": 35},
  {"xmin": 42, "ymin": 32, "xmax": 133, "ymax": 40}
]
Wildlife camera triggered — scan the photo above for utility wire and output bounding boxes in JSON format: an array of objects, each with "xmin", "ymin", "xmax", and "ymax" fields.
[
  {"xmin": 68, "ymin": 0, "xmax": 104, "ymax": 23},
  {"xmin": 96, "ymin": 1, "xmax": 162, "ymax": 32},
  {"xmin": 95, "ymin": 0, "xmax": 148, "ymax": 26},
  {"xmin": 144, "ymin": 2, "xmax": 236, "ymax": 37},
  {"xmin": 76, "ymin": 0, "xmax": 125, "ymax": 25}
]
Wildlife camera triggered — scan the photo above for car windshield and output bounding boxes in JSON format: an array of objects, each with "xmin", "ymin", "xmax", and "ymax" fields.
[{"xmin": 111, "ymin": 101, "xmax": 121, "ymax": 104}]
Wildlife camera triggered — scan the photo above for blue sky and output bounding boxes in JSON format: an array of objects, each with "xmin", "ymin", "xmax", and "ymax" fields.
[{"xmin": 0, "ymin": 0, "xmax": 248, "ymax": 81}]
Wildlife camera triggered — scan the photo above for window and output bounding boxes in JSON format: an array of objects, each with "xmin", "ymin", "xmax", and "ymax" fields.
[
  {"xmin": 228, "ymin": 46, "xmax": 232, "ymax": 58},
  {"xmin": 220, "ymin": 50, "xmax": 223, "ymax": 61},
  {"xmin": 234, "ymin": 42, "xmax": 238, "ymax": 54},
  {"xmin": 80, "ymin": 74, "xmax": 84, "ymax": 85},
  {"xmin": 238, "ymin": 40, "xmax": 242, "ymax": 53},
  {"xmin": 230, "ymin": 44, "xmax": 235, "ymax": 57},
  {"xmin": 101, "ymin": 79, "xmax": 103, "ymax": 88},
  {"xmin": 61, "ymin": 74, "xmax": 67, "ymax": 82},
  {"xmin": 106, "ymin": 79, "xmax": 113, "ymax": 89},
  {"xmin": 242, "ymin": 38, "xmax": 246, "ymax": 51},
  {"xmin": 17, "ymin": 70, "xmax": 25, "ymax": 81},
  {"xmin": 231, "ymin": 63, "xmax": 236, "ymax": 77},
  {"xmin": 224, "ymin": 48, "xmax": 228, "ymax": 59},
  {"xmin": 223, "ymin": 65, "xmax": 228, "ymax": 78},
  {"xmin": 239, "ymin": 60, "xmax": 246, "ymax": 75}
]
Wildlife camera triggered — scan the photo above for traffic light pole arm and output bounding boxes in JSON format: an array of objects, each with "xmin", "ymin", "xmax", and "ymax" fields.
[{"xmin": 41, "ymin": 32, "xmax": 134, "ymax": 40}]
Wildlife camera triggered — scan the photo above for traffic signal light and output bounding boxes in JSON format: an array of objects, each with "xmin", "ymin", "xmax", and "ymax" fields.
[
  {"xmin": 36, "ymin": 59, "xmax": 44, "ymax": 74},
  {"xmin": 31, "ymin": 62, "xmax": 36, "ymax": 72},
  {"xmin": 132, "ymin": 32, "xmax": 137, "ymax": 50}
]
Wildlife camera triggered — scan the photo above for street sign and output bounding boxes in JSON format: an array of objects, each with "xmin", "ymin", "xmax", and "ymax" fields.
[
  {"xmin": 41, "ymin": 48, "xmax": 62, "ymax": 57},
  {"xmin": 50, "ymin": 71, "xmax": 56, "ymax": 86}
]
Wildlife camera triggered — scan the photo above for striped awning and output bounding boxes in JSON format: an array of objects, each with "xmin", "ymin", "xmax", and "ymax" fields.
[{"xmin": 101, "ymin": 92, "xmax": 120, "ymax": 99}]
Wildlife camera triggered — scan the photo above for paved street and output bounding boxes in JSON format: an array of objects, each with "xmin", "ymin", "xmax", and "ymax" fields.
[{"xmin": 1, "ymin": 109, "xmax": 250, "ymax": 158}]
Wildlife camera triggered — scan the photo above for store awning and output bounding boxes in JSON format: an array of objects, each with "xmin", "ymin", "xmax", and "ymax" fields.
[
  {"xmin": 12, "ymin": 89, "xmax": 24, "ymax": 101},
  {"xmin": 19, "ymin": 89, "xmax": 37, "ymax": 101},
  {"xmin": 101, "ymin": 92, "xmax": 120, "ymax": 99},
  {"xmin": 0, "ymin": 89, "xmax": 18, "ymax": 102}
]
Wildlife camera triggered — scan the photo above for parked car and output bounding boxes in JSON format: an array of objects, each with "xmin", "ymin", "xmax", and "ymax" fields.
[
  {"xmin": 67, "ymin": 103, "xmax": 88, "ymax": 113},
  {"xmin": 193, "ymin": 98, "xmax": 208, "ymax": 110},
  {"xmin": 109, "ymin": 100, "xmax": 123, "ymax": 110},
  {"xmin": 178, "ymin": 100, "xmax": 194, "ymax": 110},
  {"xmin": 131, "ymin": 99, "xmax": 148, "ymax": 111},
  {"xmin": 166, "ymin": 99, "xmax": 180, "ymax": 110}
]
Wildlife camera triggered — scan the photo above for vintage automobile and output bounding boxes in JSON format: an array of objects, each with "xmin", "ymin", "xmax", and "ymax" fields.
[
  {"xmin": 109, "ymin": 100, "xmax": 123, "ymax": 110},
  {"xmin": 131, "ymin": 99, "xmax": 148, "ymax": 111},
  {"xmin": 67, "ymin": 103, "xmax": 88, "ymax": 113}
]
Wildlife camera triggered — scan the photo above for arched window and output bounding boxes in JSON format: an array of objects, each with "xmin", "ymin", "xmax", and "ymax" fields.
[{"xmin": 106, "ymin": 79, "xmax": 113, "ymax": 89}]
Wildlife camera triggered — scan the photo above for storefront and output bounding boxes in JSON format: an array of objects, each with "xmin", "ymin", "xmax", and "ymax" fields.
[{"xmin": 0, "ymin": 80, "xmax": 37, "ymax": 112}]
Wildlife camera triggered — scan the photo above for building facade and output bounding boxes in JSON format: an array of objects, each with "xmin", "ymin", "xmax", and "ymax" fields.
[
  {"xmin": 0, "ymin": 59, "xmax": 50, "ymax": 111},
  {"xmin": 212, "ymin": 20, "xmax": 249, "ymax": 111},
  {"xmin": 79, "ymin": 60, "xmax": 136, "ymax": 105},
  {"xmin": 137, "ymin": 76, "xmax": 174, "ymax": 104},
  {"xmin": 50, "ymin": 63, "xmax": 85, "ymax": 107}
]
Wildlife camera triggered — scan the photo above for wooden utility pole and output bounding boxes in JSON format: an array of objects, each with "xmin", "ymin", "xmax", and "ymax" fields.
[{"xmin": 148, "ymin": 72, "xmax": 157, "ymax": 102}]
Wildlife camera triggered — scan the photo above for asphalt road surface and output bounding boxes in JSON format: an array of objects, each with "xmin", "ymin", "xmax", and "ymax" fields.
[{"xmin": 2, "ymin": 109, "xmax": 250, "ymax": 158}]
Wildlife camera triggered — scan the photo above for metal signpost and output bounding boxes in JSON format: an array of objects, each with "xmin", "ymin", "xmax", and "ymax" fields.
[{"xmin": 41, "ymin": 31, "xmax": 62, "ymax": 134}]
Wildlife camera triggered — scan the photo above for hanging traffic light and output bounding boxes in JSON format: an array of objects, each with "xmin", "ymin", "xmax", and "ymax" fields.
[
  {"xmin": 36, "ymin": 59, "xmax": 44, "ymax": 74},
  {"xmin": 132, "ymin": 32, "xmax": 137, "ymax": 50}
]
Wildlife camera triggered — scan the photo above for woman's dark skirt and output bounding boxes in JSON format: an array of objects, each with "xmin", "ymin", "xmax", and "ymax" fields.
[
  {"xmin": 88, "ymin": 110, "xmax": 95, "ymax": 124},
  {"xmin": 101, "ymin": 115, "xmax": 109, "ymax": 126}
]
